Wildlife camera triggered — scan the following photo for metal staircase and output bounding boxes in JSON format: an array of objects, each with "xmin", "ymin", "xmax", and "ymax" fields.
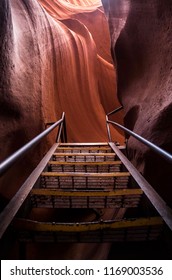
[
  {"xmin": 9, "ymin": 142, "xmax": 163, "ymax": 243},
  {"xmin": 0, "ymin": 112, "xmax": 172, "ymax": 257}
]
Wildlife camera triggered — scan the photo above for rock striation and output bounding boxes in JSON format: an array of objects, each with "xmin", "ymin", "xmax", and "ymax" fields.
[
  {"xmin": 0, "ymin": 0, "xmax": 123, "ymax": 197},
  {"xmin": 0, "ymin": 0, "xmax": 123, "ymax": 259}
]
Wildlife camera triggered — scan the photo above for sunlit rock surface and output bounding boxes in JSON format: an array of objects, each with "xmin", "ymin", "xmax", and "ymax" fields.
[
  {"xmin": 38, "ymin": 0, "xmax": 123, "ymax": 141},
  {"xmin": 102, "ymin": 0, "xmax": 172, "ymax": 206},
  {"xmin": 0, "ymin": 0, "xmax": 123, "ymax": 259}
]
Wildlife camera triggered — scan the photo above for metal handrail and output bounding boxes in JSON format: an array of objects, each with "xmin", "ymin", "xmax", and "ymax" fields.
[
  {"xmin": 56, "ymin": 112, "xmax": 67, "ymax": 143},
  {"xmin": 106, "ymin": 107, "xmax": 172, "ymax": 163},
  {"xmin": 107, "ymin": 119, "xmax": 172, "ymax": 163},
  {"xmin": 107, "ymin": 105, "xmax": 123, "ymax": 116},
  {"xmin": 106, "ymin": 106, "xmax": 123, "ymax": 143},
  {"xmin": 106, "ymin": 115, "xmax": 112, "ymax": 142},
  {"xmin": 109, "ymin": 142, "xmax": 172, "ymax": 231},
  {"xmin": 0, "ymin": 112, "xmax": 66, "ymax": 177}
]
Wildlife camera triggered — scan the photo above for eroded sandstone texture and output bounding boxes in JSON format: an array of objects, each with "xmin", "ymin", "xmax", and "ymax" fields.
[
  {"xmin": 102, "ymin": 0, "xmax": 172, "ymax": 206},
  {"xmin": 0, "ymin": 0, "xmax": 123, "ymax": 259},
  {"xmin": 0, "ymin": 0, "xmax": 123, "ymax": 196}
]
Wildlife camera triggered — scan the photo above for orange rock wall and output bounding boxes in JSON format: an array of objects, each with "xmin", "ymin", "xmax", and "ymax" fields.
[
  {"xmin": 38, "ymin": 0, "xmax": 123, "ymax": 140},
  {"xmin": 0, "ymin": 0, "xmax": 123, "ymax": 198},
  {"xmin": 102, "ymin": 0, "xmax": 172, "ymax": 206},
  {"xmin": 0, "ymin": 0, "xmax": 123, "ymax": 259}
]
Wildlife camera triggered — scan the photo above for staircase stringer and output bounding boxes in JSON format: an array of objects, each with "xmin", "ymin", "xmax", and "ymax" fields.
[
  {"xmin": 0, "ymin": 143, "xmax": 60, "ymax": 239},
  {"xmin": 109, "ymin": 142, "xmax": 172, "ymax": 231}
]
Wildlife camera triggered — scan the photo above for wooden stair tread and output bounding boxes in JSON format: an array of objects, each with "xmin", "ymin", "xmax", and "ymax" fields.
[
  {"xmin": 53, "ymin": 152, "xmax": 117, "ymax": 156},
  {"xmin": 41, "ymin": 172, "xmax": 130, "ymax": 177},
  {"xmin": 56, "ymin": 147, "xmax": 112, "ymax": 151},
  {"xmin": 59, "ymin": 143, "xmax": 126, "ymax": 150},
  {"xmin": 49, "ymin": 161, "xmax": 122, "ymax": 165},
  {"xmin": 1, "ymin": 139, "xmax": 170, "ymax": 244},
  {"xmin": 13, "ymin": 217, "xmax": 163, "ymax": 232},
  {"xmin": 59, "ymin": 142, "xmax": 109, "ymax": 146},
  {"xmin": 31, "ymin": 188, "xmax": 143, "ymax": 196},
  {"xmin": 30, "ymin": 188, "xmax": 143, "ymax": 208}
]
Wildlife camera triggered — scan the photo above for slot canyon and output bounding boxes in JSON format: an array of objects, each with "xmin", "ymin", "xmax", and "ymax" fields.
[{"xmin": 0, "ymin": 0, "xmax": 172, "ymax": 259}]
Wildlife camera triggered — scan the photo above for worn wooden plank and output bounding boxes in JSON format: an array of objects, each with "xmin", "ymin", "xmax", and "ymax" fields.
[
  {"xmin": 31, "ymin": 188, "xmax": 143, "ymax": 197},
  {"xmin": 56, "ymin": 147, "xmax": 111, "ymax": 151},
  {"xmin": 13, "ymin": 217, "xmax": 163, "ymax": 232},
  {"xmin": 59, "ymin": 142, "xmax": 109, "ymax": 146},
  {"xmin": 48, "ymin": 161, "xmax": 122, "ymax": 165},
  {"xmin": 0, "ymin": 143, "xmax": 59, "ymax": 239},
  {"xmin": 109, "ymin": 142, "xmax": 172, "ymax": 231},
  {"xmin": 53, "ymin": 152, "xmax": 116, "ymax": 156},
  {"xmin": 59, "ymin": 143, "xmax": 126, "ymax": 150},
  {"xmin": 41, "ymin": 172, "xmax": 130, "ymax": 177}
]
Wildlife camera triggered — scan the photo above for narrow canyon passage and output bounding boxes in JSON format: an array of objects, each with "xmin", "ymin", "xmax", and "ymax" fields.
[
  {"xmin": 0, "ymin": 0, "xmax": 124, "ymax": 260},
  {"xmin": 0, "ymin": 0, "xmax": 172, "ymax": 260}
]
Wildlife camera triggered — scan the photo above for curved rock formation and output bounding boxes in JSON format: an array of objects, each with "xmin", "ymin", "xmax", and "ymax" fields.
[
  {"xmin": 0, "ymin": 0, "xmax": 123, "ymax": 259},
  {"xmin": 38, "ymin": 0, "xmax": 123, "ymax": 132},
  {"xmin": 102, "ymin": 0, "xmax": 172, "ymax": 206},
  {"xmin": 0, "ymin": 0, "xmax": 123, "ymax": 197}
]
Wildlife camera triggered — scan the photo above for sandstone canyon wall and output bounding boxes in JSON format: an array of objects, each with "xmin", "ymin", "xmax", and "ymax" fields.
[
  {"xmin": 0, "ymin": 0, "xmax": 123, "ymax": 259},
  {"xmin": 0, "ymin": 0, "xmax": 123, "ymax": 199},
  {"xmin": 102, "ymin": 0, "xmax": 172, "ymax": 206}
]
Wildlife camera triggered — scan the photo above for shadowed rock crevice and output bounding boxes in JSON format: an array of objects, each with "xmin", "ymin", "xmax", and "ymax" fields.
[
  {"xmin": 102, "ymin": 0, "xmax": 172, "ymax": 206},
  {"xmin": 124, "ymin": 105, "xmax": 140, "ymax": 132}
]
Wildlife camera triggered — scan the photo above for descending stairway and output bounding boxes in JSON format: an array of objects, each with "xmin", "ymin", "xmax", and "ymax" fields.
[{"xmin": 12, "ymin": 142, "xmax": 163, "ymax": 244}]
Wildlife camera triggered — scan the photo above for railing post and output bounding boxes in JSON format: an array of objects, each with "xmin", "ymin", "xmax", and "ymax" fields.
[
  {"xmin": 106, "ymin": 115, "xmax": 112, "ymax": 142},
  {"xmin": 106, "ymin": 106, "xmax": 123, "ymax": 142},
  {"xmin": 59, "ymin": 113, "xmax": 67, "ymax": 143},
  {"xmin": 56, "ymin": 112, "xmax": 67, "ymax": 143},
  {"xmin": 63, "ymin": 113, "xmax": 67, "ymax": 143},
  {"xmin": 56, "ymin": 112, "xmax": 64, "ymax": 143}
]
